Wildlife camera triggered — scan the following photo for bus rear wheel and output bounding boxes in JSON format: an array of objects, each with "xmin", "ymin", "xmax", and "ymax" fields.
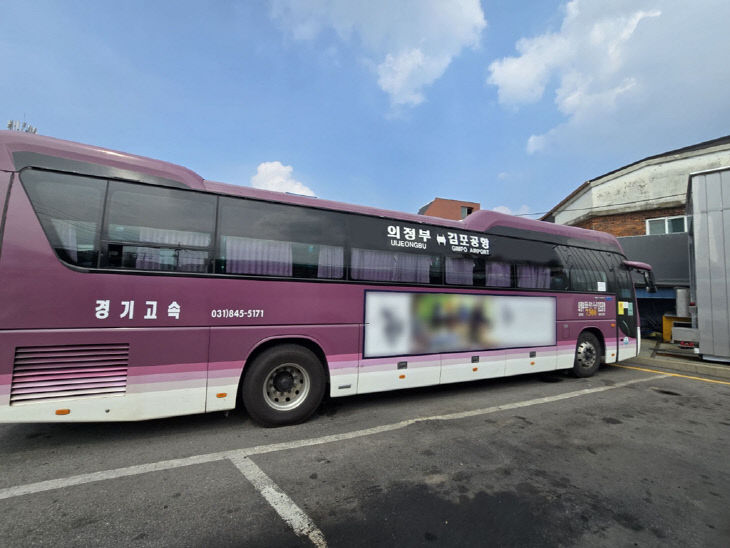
[
  {"xmin": 242, "ymin": 344, "xmax": 325, "ymax": 427},
  {"xmin": 572, "ymin": 332, "xmax": 601, "ymax": 378}
]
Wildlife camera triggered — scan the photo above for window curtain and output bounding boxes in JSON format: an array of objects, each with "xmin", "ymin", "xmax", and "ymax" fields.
[
  {"xmin": 485, "ymin": 262, "xmax": 511, "ymax": 287},
  {"xmin": 138, "ymin": 227, "xmax": 210, "ymax": 247},
  {"xmin": 445, "ymin": 258, "xmax": 474, "ymax": 285},
  {"xmin": 517, "ymin": 264, "xmax": 550, "ymax": 288},
  {"xmin": 317, "ymin": 245, "xmax": 344, "ymax": 279},
  {"xmin": 135, "ymin": 227, "xmax": 209, "ymax": 271},
  {"xmin": 225, "ymin": 236, "xmax": 293, "ymax": 276},
  {"xmin": 351, "ymin": 249, "xmax": 431, "ymax": 283}
]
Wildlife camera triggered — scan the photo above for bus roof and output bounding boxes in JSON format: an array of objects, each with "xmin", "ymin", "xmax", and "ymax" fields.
[
  {"xmin": 0, "ymin": 131, "xmax": 203, "ymax": 189},
  {"xmin": 1, "ymin": 130, "xmax": 621, "ymax": 250}
]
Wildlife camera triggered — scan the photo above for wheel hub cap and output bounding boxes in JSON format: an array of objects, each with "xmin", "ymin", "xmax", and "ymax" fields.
[{"xmin": 273, "ymin": 371, "xmax": 294, "ymax": 392}]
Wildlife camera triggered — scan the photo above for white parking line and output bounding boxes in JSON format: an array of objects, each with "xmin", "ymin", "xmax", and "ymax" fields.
[
  {"xmin": 0, "ymin": 373, "xmax": 666, "ymax": 504},
  {"xmin": 231, "ymin": 455, "xmax": 327, "ymax": 547}
]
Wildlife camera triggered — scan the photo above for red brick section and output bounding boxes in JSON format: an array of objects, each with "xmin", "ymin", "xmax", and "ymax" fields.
[
  {"xmin": 420, "ymin": 198, "xmax": 480, "ymax": 220},
  {"xmin": 572, "ymin": 206, "xmax": 686, "ymax": 237}
]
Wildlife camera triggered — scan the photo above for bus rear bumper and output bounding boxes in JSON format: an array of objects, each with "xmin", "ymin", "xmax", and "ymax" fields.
[{"xmin": 0, "ymin": 388, "xmax": 207, "ymax": 423}]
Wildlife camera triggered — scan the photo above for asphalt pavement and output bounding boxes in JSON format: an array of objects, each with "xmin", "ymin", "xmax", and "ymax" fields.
[{"xmin": 1, "ymin": 360, "xmax": 728, "ymax": 547}]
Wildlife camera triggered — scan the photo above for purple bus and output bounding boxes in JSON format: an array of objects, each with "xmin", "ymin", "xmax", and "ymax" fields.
[{"xmin": 0, "ymin": 132, "xmax": 653, "ymax": 426}]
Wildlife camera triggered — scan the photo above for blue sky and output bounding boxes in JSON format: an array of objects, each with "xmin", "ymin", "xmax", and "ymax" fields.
[{"xmin": 3, "ymin": 0, "xmax": 730, "ymax": 218}]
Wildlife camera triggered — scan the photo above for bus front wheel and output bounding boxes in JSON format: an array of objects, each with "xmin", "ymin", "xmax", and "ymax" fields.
[
  {"xmin": 242, "ymin": 344, "xmax": 325, "ymax": 427},
  {"xmin": 572, "ymin": 332, "xmax": 601, "ymax": 378}
]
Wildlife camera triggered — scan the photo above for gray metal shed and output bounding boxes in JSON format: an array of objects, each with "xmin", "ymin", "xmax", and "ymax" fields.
[{"xmin": 686, "ymin": 168, "xmax": 730, "ymax": 362}]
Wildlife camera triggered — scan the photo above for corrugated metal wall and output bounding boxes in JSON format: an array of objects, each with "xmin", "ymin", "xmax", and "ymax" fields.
[{"xmin": 690, "ymin": 169, "xmax": 730, "ymax": 360}]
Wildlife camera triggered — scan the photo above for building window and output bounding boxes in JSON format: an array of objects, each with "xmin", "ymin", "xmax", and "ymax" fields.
[
  {"xmin": 460, "ymin": 206, "xmax": 473, "ymax": 219},
  {"xmin": 646, "ymin": 215, "xmax": 686, "ymax": 235}
]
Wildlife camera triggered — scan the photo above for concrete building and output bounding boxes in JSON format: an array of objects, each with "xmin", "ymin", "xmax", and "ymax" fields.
[
  {"xmin": 541, "ymin": 135, "xmax": 730, "ymax": 335},
  {"xmin": 419, "ymin": 197, "xmax": 480, "ymax": 220},
  {"xmin": 541, "ymin": 135, "xmax": 730, "ymax": 236}
]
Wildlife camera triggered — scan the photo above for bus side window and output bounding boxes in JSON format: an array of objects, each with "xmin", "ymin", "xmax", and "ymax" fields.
[
  {"xmin": 103, "ymin": 182, "xmax": 216, "ymax": 273},
  {"xmin": 20, "ymin": 169, "xmax": 106, "ymax": 268},
  {"xmin": 445, "ymin": 257, "xmax": 485, "ymax": 286},
  {"xmin": 550, "ymin": 267, "xmax": 569, "ymax": 290},
  {"xmin": 516, "ymin": 264, "xmax": 550, "ymax": 289},
  {"xmin": 217, "ymin": 197, "xmax": 346, "ymax": 280},
  {"xmin": 485, "ymin": 261, "xmax": 512, "ymax": 287},
  {"xmin": 350, "ymin": 248, "xmax": 434, "ymax": 283}
]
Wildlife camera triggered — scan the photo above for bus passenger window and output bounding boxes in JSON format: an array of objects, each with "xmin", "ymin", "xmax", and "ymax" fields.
[
  {"xmin": 516, "ymin": 264, "xmax": 550, "ymax": 288},
  {"xmin": 446, "ymin": 257, "xmax": 475, "ymax": 285},
  {"xmin": 104, "ymin": 182, "xmax": 216, "ymax": 273},
  {"xmin": 550, "ymin": 267, "xmax": 569, "ymax": 290},
  {"xmin": 315, "ymin": 245, "xmax": 344, "ymax": 279},
  {"xmin": 21, "ymin": 170, "xmax": 106, "ymax": 268},
  {"xmin": 223, "ymin": 236, "xmax": 293, "ymax": 276},
  {"xmin": 217, "ymin": 196, "xmax": 346, "ymax": 280},
  {"xmin": 351, "ymin": 248, "xmax": 433, "ymax": 283},
  {"xmin": 485, "ymin": 262, "xmax": 511, "ymax": 287}
]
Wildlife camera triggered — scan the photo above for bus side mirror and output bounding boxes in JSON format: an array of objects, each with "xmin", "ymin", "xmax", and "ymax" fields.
[{"xmin": 643, "ymin": 270, "xmax": 657, "ymax": 293}]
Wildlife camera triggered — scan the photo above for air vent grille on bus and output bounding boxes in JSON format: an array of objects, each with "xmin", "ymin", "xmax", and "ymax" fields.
[{"xmin": 10, "ymin": 344, "xmax": 129, "ymax": 405}]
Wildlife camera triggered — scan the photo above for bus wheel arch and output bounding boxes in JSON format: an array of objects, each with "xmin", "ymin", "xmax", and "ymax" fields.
[
  {"xmin": 572, "ymin": 329, "xmax": 603, "ymax": 378},
  {"xmin": 240, "ymin": 338, "xmax": 328, "ymax": 427}
]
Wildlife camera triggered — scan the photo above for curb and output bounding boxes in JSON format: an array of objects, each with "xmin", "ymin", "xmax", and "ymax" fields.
[{"xmin": 627, "ymin": 355, "xmax": 730, "ymax": 381}]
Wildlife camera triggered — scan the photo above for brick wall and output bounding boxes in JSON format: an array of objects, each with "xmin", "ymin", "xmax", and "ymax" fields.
[
  {"xmin": 572, "ymin": 206, "xmax": 686, "ymax": 237},
  {"xmin": 420, "ymin": 198, "xmax": 480, "ymax": 220}
]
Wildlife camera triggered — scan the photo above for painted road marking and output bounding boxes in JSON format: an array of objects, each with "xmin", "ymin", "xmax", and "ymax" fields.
[
  {"xmin": 0, "ymin": 373, "xmax": 666, "ymax": 504},
  {"xmin": 231, "ymin": 455, "xmax": 327, "ymax": 547},
  {"xmin": 613, "ymin": 363, "xmax": 730, "ymax": 386}
]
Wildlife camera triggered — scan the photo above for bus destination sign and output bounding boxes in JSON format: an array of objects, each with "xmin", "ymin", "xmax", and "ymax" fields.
[{"xmin": 387, "ymin": 224, "xmax": 489, "ymax": 256}]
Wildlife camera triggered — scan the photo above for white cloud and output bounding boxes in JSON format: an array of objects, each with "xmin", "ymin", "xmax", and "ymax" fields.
[
  {"xmin": 488, "ymin": 1, "xmax": 659, "ymax": 112},
  {"xmin": 526, "ymin": 135, "xmax": 546, "ymax": 155},
  {"xmin": 492, "ymin": 204, "xmax": 530, "ymax": 216},
  {"xmin": 487, "ymin": 0, "xmax": 730, "ymax": 154},
  {"xmin": 250, "ymin": 161, "xmax": 316, "ymax": 196},
  {"xmin": 270, "ymin": 0, "xmax": 486, "ymax": 107}
]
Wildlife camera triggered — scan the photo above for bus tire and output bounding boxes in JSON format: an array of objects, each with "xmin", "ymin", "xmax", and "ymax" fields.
[
  {"xmin": 572, "ymin": 332, "xmax": 601, "ymax": 378},
  {"xmin": 242, "ymin": 344, "xmax": 325, "ymax": 427}
]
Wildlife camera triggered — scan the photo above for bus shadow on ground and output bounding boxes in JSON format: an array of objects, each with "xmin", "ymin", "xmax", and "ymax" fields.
[
  {"xmin": 0, "ymin": 409, "xmax": 244, "ymax": 453},
  {"xmin": 2, "ymin": 368, "xmax": 597, "ymax": 452},
  {"xmin": 315, "ymin": 370, "xmax": 574, "ymax": 419}
]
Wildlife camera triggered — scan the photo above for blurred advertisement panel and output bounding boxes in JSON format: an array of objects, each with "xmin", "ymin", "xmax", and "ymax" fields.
[{"xmin": 364, "ymin": 291, "xmax": 555, "ymax": 358}]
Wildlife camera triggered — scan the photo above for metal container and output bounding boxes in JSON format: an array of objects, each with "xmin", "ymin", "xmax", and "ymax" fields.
[
  {"xmin": 675, "ymin": 287, "xmax": 690, "ymax": 318},
  {"xmin": 687, "ymin": 168, "xmax": 730, "ymax": 362}
]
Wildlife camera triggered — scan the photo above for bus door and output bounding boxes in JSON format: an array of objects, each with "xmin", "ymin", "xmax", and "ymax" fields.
[{"xmin": 615, "ymin": 266, "xmax": 638, "ymax": 360}]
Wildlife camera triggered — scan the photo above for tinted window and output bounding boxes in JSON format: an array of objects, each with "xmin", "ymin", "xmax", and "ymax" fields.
[
  {"xmin": 485, "ymin": 261, "xmax": 512, "ymax": 287},
  {"xmin": 516, "ymin": 264, "xmax": 550, "ymax": 288},
  {"xmin": 445, "ymin": 257, "xmax": 486, "ymax": 286},
  {"xmin": 556, "ymin": 246, "xmax": 612, "ymax": 293},
  {"xmin": 218, "ymin": 197, "xmax": 346, "ymax": 279},
  {"xmin": 104, "ymin": 182, "xmax": 216, "ymax": 272},
  {"xmin": 21, "ymin": 169, "xmax": 106, "ymax": 267},
  {"xmin": 351, "ymin": 248, "xmax": 436, "ymax": 283},
  {"xmin": 615, "ymin": 266, "xmax": 637, "ymax": 337}
]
